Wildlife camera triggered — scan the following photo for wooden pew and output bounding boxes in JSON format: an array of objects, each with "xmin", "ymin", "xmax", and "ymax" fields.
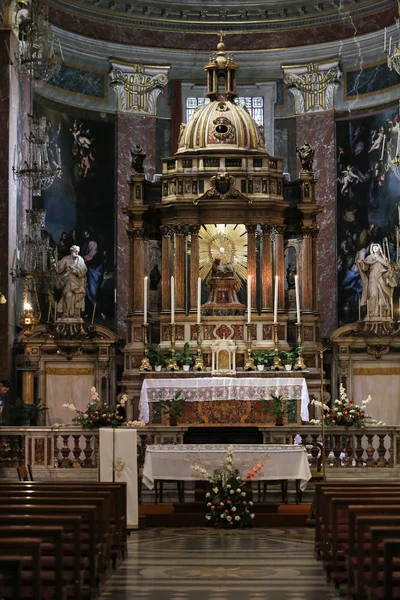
[
  {"xmin": 0, "ymin": 557, "xmax": 22, "ymax": 600},
  {"xmin": 0, "ymin": 538, "xmax": 42, "ymax": 599}
]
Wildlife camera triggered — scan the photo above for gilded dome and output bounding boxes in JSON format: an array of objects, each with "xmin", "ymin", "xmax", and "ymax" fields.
[{"xmin": 176, "ymin": 99, "xmax": 266, "ymax": 154}]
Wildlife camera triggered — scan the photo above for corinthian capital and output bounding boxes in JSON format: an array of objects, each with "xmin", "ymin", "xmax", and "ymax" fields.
[
  {"xmin": 109, "ymin": 61, "xmax": 169, "ymax": 115},
  {"xmin": 282, "ymin": 59, "xmax": 341, "ymax": 114}
]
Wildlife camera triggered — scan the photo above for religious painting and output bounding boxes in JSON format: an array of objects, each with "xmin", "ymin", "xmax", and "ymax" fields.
[
  {"xmin": 336, "ymin": 104, "xmax": 400, "ymax": 326},
  {"xmin": 34, "ymin": 101, "xmax": 115, "ymax": 328}
]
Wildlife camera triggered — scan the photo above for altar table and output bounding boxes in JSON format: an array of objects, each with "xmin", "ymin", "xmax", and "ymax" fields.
[
  {"xmin": 139, "ymin": 377, "xmax": 310, "ymax": 423},
  {"xmin": 142, "ymin": 444, "xmax": 312, "ymax": 491}
]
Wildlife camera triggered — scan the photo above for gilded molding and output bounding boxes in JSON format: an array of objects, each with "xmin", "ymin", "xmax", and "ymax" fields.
[
  {"xmin": 282, "ymin": 60, "xmax": 341, "ymax": 114},
  {"xmin": 109, "ymin": 60, "xmax": 169, "ymax": 115}
]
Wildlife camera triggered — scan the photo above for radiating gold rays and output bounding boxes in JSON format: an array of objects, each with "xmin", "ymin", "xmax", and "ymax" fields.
[{"xmin": 198, "ymin": 224, "xmax": 247, "ymax": 289}]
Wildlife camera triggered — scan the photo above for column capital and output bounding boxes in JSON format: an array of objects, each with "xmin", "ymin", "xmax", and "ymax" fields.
[
  {"xmin": 302, "ymin": 227, "xmax": 319, "ymax": 239},
  {"xmin": 160, "ymin": 225, "xmax": 174, "ymax": 238},
  {"xmin": 174, "ymin": 224, "xmax": 187, "ymax": 236},
  {"xmin": 272, "ymin": 225, "xmax": 286, "ymax": 236},
  {"xmin": 127, "ymin": 227, "xmax": 145, "ymax": 240},
  {"xmin": 187, "ymin": 225, "xmax": 200, "ymax": 235},
  {"xmin": 282, "ymin": 59, "xmax": 341, "ymax": 114},
  {"xmin": 245, "ymin": 224, "xmax": 258, "ymax": 235},
  {"xmin": 109, "ymin": 61, "xmax": 169, "ymax": 115},
  {"xmin": 261, "ymin": 224, "xmax": 273, "ymax": 234}
]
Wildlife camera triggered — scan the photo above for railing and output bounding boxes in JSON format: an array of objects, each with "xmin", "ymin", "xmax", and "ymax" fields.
[{"xmin": 1, "ymin": 425, "xmax": 399, "ymax": 477}]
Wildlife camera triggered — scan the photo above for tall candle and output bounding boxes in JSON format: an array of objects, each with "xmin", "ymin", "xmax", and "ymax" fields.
[
  {"xmin": 247, "ymin": 275, "xmax": 251, "ymax": 324},
  {"xmin": 143, "ymin": 276, "xmax": 148, "ymax": 325},
  {"xmin": 197, "ymin": 277, "xmax": 202, "ymax": 324},
  {"xmin": 384, "ymin": 27, "xmax": 387, "ymax": 52},
  {"xmin": 171, "ymin": 275, "xmax": 175, "ymax": 324},
  {"xmin": 294, "ymin": 274, "xmax": 301, "ymax": 324},
  {"xmin": 389, "ymin": 36, "xmax": 392, "ymax": 56},
  {"xmin": 274, "ymin": 275, "xmax": 278, "ymax": 324}
]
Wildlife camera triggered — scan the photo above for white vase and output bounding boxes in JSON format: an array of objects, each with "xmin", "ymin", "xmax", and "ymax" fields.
[
  {"xmin": 284, "ymin": 364, "xmax": 292, "ymax": 371},
  {"xmin": 182, "ymin": 365, "xmax": 190, "ymax": 372},
  {"xmin": 155, "ymin": 365, "xmax": 162, "ymax": 372},
  {"xmin": 257, "ymin": 364, "xmax": 265, "ymax": 372}
]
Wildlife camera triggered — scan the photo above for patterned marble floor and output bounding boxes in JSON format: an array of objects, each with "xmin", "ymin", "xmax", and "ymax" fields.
[{"xmin": 100, "ymin": 527, "xmax": 342, "ymax": 600}]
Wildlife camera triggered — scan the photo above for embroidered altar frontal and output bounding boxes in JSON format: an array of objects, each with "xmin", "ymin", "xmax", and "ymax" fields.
[{"xmin": 139, "ymin": 377, "xmax": 310, "ymax": 425}]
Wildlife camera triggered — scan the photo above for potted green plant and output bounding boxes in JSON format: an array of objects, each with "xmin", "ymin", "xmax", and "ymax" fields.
[
  {"xmin": 261, "ymin": 394, "xmax": 288, "ymax": 426},
  {"xmin": 159, "ymin": 391, "xmax": 186, "ymax": 426},
  {"xmin": 175, "ymin": 342, "xmax": 194, "ymax": 372},
  {"xmin": 148, "ymin": 347, "xmax": 170, "ymax": 372},
  {"xmin": 9, "ymin": 397, "xmax": 48, "ymax": 426},
  {"xmin": 279, "ymin": 347, "xmax": 302, "ymax": 371},
  {"xmin": 252, "ymin": 350, "xmax": 275, "ymax": 371}
]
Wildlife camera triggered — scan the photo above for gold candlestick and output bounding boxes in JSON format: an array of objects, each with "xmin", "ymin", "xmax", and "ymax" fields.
[
  {"xmin": 194, "ymin": 323, "xmax": 205, "ymax": 371},
  {"xmin": 166, "ymin": 323, "xmax": 179, "ymax": 371},
  {"xmin": 139, "ymin": 323, "xmax": 152, "ymax": 372},
  {"xmin": 270, "ymin": 322, "xmax": 284, "ymax": 371},
  {"xmin": 244, "ymin": 324, "xmax": 255, "ymax": 371},
  {"xmin": 293, "ymin": 323, "xmax": 306, "ymax": 371}
]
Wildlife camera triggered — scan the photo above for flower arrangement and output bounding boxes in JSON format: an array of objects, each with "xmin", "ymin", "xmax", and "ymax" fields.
[
  {"xmin": 124, "ymin": 420, "xmax": 146, "ymax": 428},
  {"xmin": 193, "ymin": 446, "xmax": 263, "ymax": 529},
  {"xmin": 310, "ymin": 384, "xmax": 383, "ymax": 428},
  {"xmin": 63, "ymin": 387, "xmax": 127, "ymax": 429}
]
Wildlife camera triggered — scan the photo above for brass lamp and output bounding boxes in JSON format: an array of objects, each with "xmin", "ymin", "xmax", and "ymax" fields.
[
  {"xmin": 0, "ymin": 293, "xmax": 6, "ymax": 304},
  {"xmin": 20, "ymin": 301, "xmax": 37, "ymax": 335}
]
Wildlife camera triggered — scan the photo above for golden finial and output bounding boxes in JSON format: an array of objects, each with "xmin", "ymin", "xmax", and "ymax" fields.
[{"xmin": 217, "ymin": 30, "xmax": 225, "ymax": 51}]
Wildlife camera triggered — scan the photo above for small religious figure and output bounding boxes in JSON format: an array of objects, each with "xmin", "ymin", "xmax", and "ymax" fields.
[
  {"xmin": 130, "ymin": 145, "xmax": 146, "ymax": 173},
  {"xmin": 357, "ymin": 243, "xmax": 397, "ymax": 319},
  {"xmin": 211, "ymin": 257, "xmax": 234, "ymax": 278},
  {"xmin": 53, "ymin": 246, "xmax": 87, "ymax": 319},
  {"xmin": 296, "ymin": 142, "xmax": 315, "ymax": 172},
  {"xmin": 286, "ymin": 263, "xmax": 296, "ymax": 290}
]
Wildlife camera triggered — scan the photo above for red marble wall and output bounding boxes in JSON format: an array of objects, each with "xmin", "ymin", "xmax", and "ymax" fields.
[
  {"xmin": 296, "ymin": 112, "xmax": 336, "ymax": 339},
  {"xmin": 116, "ymin": 113, "xmax": 157, "ymax": 339}
]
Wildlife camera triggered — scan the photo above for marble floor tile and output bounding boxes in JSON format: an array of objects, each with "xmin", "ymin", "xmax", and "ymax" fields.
[{"xmin": 100, "ymin": 527, "xmax": 342, "ymax": 600}]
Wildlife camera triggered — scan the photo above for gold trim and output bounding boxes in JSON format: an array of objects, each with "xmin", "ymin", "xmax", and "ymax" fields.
[
  {"xmin": 353, "ymin": 367, "xmax": 400, "ymax": 376},
  {"xmin": 46, "ymin": 367, "xmax": 95, "ymax": 375}
]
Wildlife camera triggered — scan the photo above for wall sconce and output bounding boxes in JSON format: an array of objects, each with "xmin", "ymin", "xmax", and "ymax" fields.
[
  {"xmin": 0, "ymin": 293, "xmax": 6, "ymax": 304},
  {"xmin": 20, "ymin": 301, "xmax": 37, "ymax": 335}
]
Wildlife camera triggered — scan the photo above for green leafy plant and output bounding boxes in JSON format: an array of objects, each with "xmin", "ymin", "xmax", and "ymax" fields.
[
  {"xmin": 9, "ymin": 397, "xmax": 48, "ymax": 426},
  {"xmin": 261, "ymin": 394, "xmax": 289, "ymax": 420},
  {"xmin": 251, "ymin": 350, "xmax": 274, "ymax": 367},
  {"xmin": 159, "ymin": 390, "xmax": 186, "ymax": 419},
  {"xmin": 148, "ymin": 347, "xmax": 170, "ymax": 368},
  {"xmin": 175, "ymin": 342, "xmax": 194, "ymax": 367},
  {"xmin": 279, "ymin": 347, "xmax": 302, "ymax": 366}
]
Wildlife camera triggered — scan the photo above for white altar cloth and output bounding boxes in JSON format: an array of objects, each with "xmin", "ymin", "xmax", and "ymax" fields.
[
  {"xmin": 139, "ymin": 377, "xmax": 310, "ymax": 423},
  {"xmin": 99, "ymin": 428, "xmax": 138, "ymax": 529},
  {"xmin": 142, "ymin": 444, "xmax": 312, "ymax": 491}
]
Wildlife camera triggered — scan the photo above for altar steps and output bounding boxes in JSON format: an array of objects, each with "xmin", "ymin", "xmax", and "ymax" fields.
[{"xmin": 138, "ymin": 502, "xmax": 310, "ymax": 528}]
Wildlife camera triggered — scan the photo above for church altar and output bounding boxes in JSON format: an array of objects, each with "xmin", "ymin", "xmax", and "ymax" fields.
[
  {"xmin": 139, "ymin": 376, "xmax": 310, "ymax": 424},
  {"xmin": 142, "ymin": 444, "xmax": 312, "ymax": 491}
]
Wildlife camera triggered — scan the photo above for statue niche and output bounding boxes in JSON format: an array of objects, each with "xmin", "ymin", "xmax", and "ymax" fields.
[{"xmin": 202, "ymin": 257, "xmax": 245, "ymax": 316}]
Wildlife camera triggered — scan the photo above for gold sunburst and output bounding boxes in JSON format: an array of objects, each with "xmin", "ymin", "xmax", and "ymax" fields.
[{"xmin": 199, "ymin": 224, "xmax": 247, "ymax": 289}]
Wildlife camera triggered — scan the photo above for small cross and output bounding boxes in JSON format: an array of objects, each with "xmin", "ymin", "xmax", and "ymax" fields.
[{"xmin": 218, "ymin": 30, "xmax": 225, "ymax": 43}]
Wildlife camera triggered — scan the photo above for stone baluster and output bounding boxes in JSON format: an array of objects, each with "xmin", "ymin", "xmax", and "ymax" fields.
[
  {"xmin": 354, "ymin": 433, "xmax": 364, "ymax": 467},
  {"xmin": 376, "ymin": 434, "xmax": 387, "ymax": 468},
  {"xmin": 388, "ymin": 433, "xmax": 394, "ymax": 468},
  {"xmin": 343, "ymin": 434, "xmax": 353, "ymax": 468},
  {"xmin": 60, "ymin": 435, "xmax": 72, "ymax": 468},
  {"xmin": 72, "ymin": 435, "xmax": 82, "ymax": 467},
  {"xmin": 246, "ymin": 224, "xmax": 257, "ymax": 312},
  {"xmin": 273, "ymin": 226, "xmax": 285, "ymax": 310},
  {"xmin": 161, "ymin": 226, "xmax": 173, "ymax": 313},
  {"xmin": 366, "ymin": 434, "xmax": 375, "ymax": 467},
  {"xmin": 83, "ymin": 435, "xmax": 94, "ymax": 468},
  {"xmin": 333, "ymin": 434, "xmax": 342, "ymax": 468},
  {"xmin": 174, "ymin": 225, "xmax": 186, "ymax": 313},
  {"xmin": 261, "ymin": 224, "xmax": 273, "ymax": 313},
  {"xmin": 189, "ymin": 225, "xmax": 200, "ymax": 314}
]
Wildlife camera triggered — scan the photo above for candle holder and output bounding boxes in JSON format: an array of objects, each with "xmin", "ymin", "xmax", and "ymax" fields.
[
  {"xmin": 166, "ymin": 323, "xmax": 179, "ymax": 371},
  {"xmin": 270, "ymin": 323, "xmax": 284, "ymax": 371},
  {"xmin": 293, "ymin": 323, "xmax": 306, "ymax": 371},
  {"xmin": 193, "ymin": 323, "xmax": 205, "ymax": 371},
  {"xmin": 139, "ymin": 323, "xmax": 152, "ymax": 372},
  {"xmin": 244, "ymin": 324, "xmax": 255, "ymax": 371}
]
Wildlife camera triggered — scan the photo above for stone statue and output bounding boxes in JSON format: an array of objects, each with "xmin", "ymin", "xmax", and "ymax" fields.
[
  {"xmin": 53, "ymin": 245, "xmax": 87, "ymax": 319},
  {"xmin": 357, "ymin": 243, "xmax": 397, "ymax": 319},
  {"xmin": 130, "ymin": 145, "xmax": 146, "ymax": 173},
  {"xmin": 296, "ymin": 142, "xmax": 315, "ymax": 172},
  {"xmin": 211, "ymin": 257, "xmax": 234, "ymax": 278},
  {"xmin": 286, "ymin": 263, "xmax": 296, "ymax": 290}
]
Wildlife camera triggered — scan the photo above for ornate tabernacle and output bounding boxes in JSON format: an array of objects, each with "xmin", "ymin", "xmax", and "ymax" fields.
[{"xmin": 121, "ymin": 36, "xmax": 323, "ymax": 421}]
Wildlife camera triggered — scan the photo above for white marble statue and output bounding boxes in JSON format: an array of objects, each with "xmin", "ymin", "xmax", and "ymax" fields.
[
  {"xmin": 357, "ymin": 243, "xmax": 396, "ymax": 319},
  {"xmin": 53, "ymin": 245, "xmax": 88, "ymax": 319}
]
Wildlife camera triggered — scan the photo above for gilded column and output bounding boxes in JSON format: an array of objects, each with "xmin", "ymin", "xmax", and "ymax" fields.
[
  {"xmin": 174, "ymin": 225, "xmax": 186, "ymax": 313},
  {"xmin": 261, "ymin": 224, "xmax": 273, "ymax": 312},
  {"xmin": 274, "ymin": 226, "xmax": 285, "ymax": 310},
  {"xmin": 246, "ymin": 224, "xmax": 257, "ymax": 313},
  {"xmin": 161, "ymin": 226, "xmax": 172, "ymax": 313},
  {"xmin": 301, "ymin": 227, "xmax": 318, "ymax": 312},
  {"xmin": 189, "ymin": 225, "xmax": 200, "ymax": 314}
]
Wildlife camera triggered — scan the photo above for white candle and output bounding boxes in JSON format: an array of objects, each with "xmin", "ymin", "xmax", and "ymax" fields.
[
  {"xmin": 384, "ymin": 27, "xmax": 387, "ymax": 52},
  {"xmin": 247, "ymin": 275, "xmax": 251, "ymax": 324},
  {"xmin": 143, "ymin": 276, "xmax": 148, "ymax": 325},
  {"xmin": 197, "ymin": 277, "xmax": 202, "ymax": 324},
  {"xmin": 294, "ymin": 274, "xmax": 301, "ymax": 324},
  {"xmin": 171, "ymin": 275, "xmax": 175, "ymax": 324},
  {"xmin": 389, "ymin": 36, "xmax": 392, "ymax": 56},
  {"xmin": 391, "ymin": 297, "xmax": 394, "ymax": 320},
  {"xmin": 274, "ymin": 275, "xmax": 278, "ymax": 324}
]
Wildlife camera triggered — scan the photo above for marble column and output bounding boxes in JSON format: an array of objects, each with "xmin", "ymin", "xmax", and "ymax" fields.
[
  {"xmin": 161, "ymin": 226, "xmax": 172, "ymax": 313},
  {"xmin": 189, "ymin": 225, "xmax": 200, "ymax": 314},
  {"xmin": 174, "ymin": 225, "xmax": 186, "ymax": 313},
  {"xmin": 274, "ymin": 227, "xmax": 286, "ymax": 310},
  {"xmin": 301, "ymin": 227, "xmax": 318, "ymax": 312},
  {"xmin": 261, "ymin": 224, "xmax": 273, "ymax": 312},
  {"xmin": 131, "ymin": 229, "xmax": 145, "ymax": 314},
  {"xmin": 246, "ymin": 225, "xmax": 257, "ymax": 313}
]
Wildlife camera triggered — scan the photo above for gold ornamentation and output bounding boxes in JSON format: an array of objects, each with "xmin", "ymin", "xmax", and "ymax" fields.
[
  {"xmin": 45, "ymin": 367, "xmax": 94, "ymax": 375},
  {"xmin": 283, "ymin": 60, "xmax": 341, "ymax": 114},
  {"xmin": 109, "ymin": 61, "xmax": 169, "ymax": 115},
  {"xmin": 199, "ymin": 224, "xmax": 247, "ymax": 289},
  {"xmin": 114, "ymin": 457, "xmax": 125, "ymax": 480},
  {"xmin": 354, "ymin": 366, "xmax": 400, "ymax": 375}
]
